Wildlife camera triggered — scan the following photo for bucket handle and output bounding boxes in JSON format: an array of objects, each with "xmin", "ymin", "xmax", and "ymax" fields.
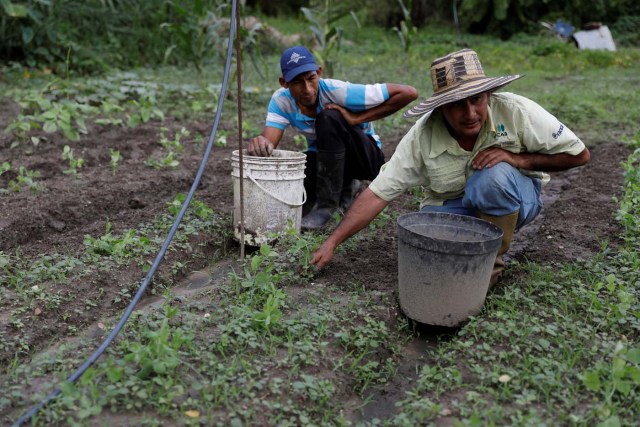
[{"xmin": 247, "ymin": 168, "xmax": 307, "ymax": 207}]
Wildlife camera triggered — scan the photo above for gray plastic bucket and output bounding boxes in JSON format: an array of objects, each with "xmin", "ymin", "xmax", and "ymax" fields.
[
  {"xmin": 397, "ymin": 212, "xmax": 503, "ymax": 327},
  {"xmin": 231, "ymin": 149, "xmax": 306, "ymax": 246}
]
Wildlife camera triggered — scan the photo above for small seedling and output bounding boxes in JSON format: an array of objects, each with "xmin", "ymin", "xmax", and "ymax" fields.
[
  {"xmin": 110, "ymin": 149, "xmax": 122, "ymax": 173},
  {"xmin": 159, "ymin": 127, "xmax": 189, "ymax": 152},
  {"xmin": 215, "ymin": 130, "xmax": 228, "ymax": 148},
  {"xmin": 126, "ymin": 93, "xmax": 165, "ymax": 127},
  {"xmin": 2, "ymin": 166, "xmax": 43, "ymax": 193},
  {"xmin": 145, "ymin": 152, "xmax": 179, "ymax": 169},
  {"xmin": 145, "ymin": 127, "xmax": 189, "ymax": 169},
  {"xmin": 62, "ymin": 145, "xmax": 85, "ymax": 174}
]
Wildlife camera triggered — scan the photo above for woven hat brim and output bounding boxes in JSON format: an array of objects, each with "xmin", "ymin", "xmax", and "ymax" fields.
[{"xmin": 403, "ymin": 75, "xmax": 523, "ymax": 118}]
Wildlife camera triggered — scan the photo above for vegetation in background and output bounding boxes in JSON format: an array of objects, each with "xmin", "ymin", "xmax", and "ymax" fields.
[
  {"xmin": 2, "ymin": 0, "xmax": 638, "ymax": 77},
  {"xmin": 300, "ymin": 0, "xmax": 363, "ymax": 77},
  {"xmin": 459, "ymin": 0, "xmax": 640, "ymax": 40},
  {"xmin": 392, "ymin": 0, "xmax": 418, "ymax": 59}
]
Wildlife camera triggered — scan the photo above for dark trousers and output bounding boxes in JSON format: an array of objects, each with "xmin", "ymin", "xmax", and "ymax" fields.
[{"xmin": 304, "ymin": 109, "xmax": 385, "ymax": 208}]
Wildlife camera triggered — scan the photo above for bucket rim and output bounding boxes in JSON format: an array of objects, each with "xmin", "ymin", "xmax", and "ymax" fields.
[
  {"xmin": 396, "ymin": 212, "xmax": 503, "ymax": 254},
  {"xmin": 232, "ymin": 149, "xmax": 307, "ymax": 161}
]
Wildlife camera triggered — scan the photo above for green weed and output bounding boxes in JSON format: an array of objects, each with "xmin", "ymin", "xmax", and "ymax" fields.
[
  {"xmin": 0, "ymin": 165, "xmax": 43, "ymax": 193},
  {"xmin": 300, "ymin": 0, "xmax": 362, "ymax": 77},
  {"xmin": 83, "ymin": 220, "xmax": 152, "ymax": 262},
  {"xmin": 145, "ymin": 127, "xmax": 190, "ymax": 169},
  {"xmin": 61, "ymin": 145, "xmax": 84, "ymax": 174},
  {"xmin": 109, "ymin": 149, "xmax": 122, "ymax": 173}
]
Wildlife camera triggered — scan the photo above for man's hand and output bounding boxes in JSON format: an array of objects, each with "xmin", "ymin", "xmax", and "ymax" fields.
[
  {"xmin": 472, "ymin": 147, "xmax": 520, "ymax": 170},
  {"xmin": 248, "ymin": 135, "xmax": 274, "ymax": 157},
  {"xmin": 310, "ymin": 240, "xmax": 337, "ymax": 269},
  {"xmin": 309, "ymin": 188, "xmax": 389, "ymax": 270},
  {"xmin": 325, "ymin": 103, "xmax": 359, "ymax": 126}
]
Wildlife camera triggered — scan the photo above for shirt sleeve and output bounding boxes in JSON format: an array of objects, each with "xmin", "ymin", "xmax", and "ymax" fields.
[
  {"xmin": 369, "ymin": 117, "xmax": 430, "ymax": 201},
  {"xmin": 322, "ymin": 79, "xmax": 390, "ymax": 112},
  {"xmin": 265, "ymin": 90, "xmax": 290, "ymax": 130},
  {"xmin": 521, "ymin": 98, "xmax": 586, "ymax": 156}
]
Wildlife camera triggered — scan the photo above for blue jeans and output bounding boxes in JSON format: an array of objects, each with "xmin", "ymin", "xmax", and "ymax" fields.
[{"xmin": 420, "ymin": 162, "xmax": 543, "ymax": 229}]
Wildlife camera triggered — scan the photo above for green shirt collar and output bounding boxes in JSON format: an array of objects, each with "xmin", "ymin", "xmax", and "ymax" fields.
[{"xmin": 428, "ymin": 109, "xmax": 495, "ymax": 158}]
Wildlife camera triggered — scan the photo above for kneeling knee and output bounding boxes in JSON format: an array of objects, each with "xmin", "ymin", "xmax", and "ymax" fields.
[
  {"xmin": 316, "ymin": 108, "xmax": 343, "ymax": 126},
  {"xmin": 464, "ymin": 163, "xmax": 516, "ymax": 206}
]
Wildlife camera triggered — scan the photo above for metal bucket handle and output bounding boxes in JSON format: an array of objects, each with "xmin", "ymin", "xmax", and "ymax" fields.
[{"xmin": 247, "ymin": 168, "xmax": 307, "ymax": 207}]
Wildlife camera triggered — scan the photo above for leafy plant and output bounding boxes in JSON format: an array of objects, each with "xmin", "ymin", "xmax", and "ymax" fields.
[
  {"xmin": 392, "ymin": 0, "xmax": 417, "ymax": 59},
  {"xmin": 223, "ymin": 244, "xmax": 291, "ymax": 335},
  {"xmin": 41, "ymin": 99, "xmax": 91, "ymax": 141},
  {"xmin": 61, "ymin": 145, "xmax": 84, "ymax": 174},
  {"xmin": 83, "ymin": 220, "xmax": 152, "ymax": 262},
  {"xmin": 252, "ymin": 292, "xmax": 285, "ymax": 332},
  {"xmin": 215, "ymin": 130, "xmax": 228, "ymax": 147},
  {"xmin": 109, "ymin": 149, "xmax": 122, "ymax": 173},
  {"xmin": 582, "ymin": 341, "xmax": 640, "ymax": 419},
  {"xmin": 3, "ymin": 114, "xmax": 40, "ymax": 147},
  {"xmin": 274, "ymin": 222, "xmax": 322, "ymax": 279},
  {"xmin": 144, "ymin": 151, "xmax": 180, "ymax": 169},
  {"xmin": 145, "ymin": 127, "xmax": 188, "ymax": 169},
  {"xmin": 335, "ymin": 316, "xmax": 398, "ymax": 392},
  {"xmin": 615, "ymin": 133, "xmax": 640, "ymax": 237},
  {"xmin": 161, "ymin": 1, "xmax": 228, "ymax": 74},
  {"xmin": 166, "ymin": 193, "xmax": 214, "ymax": 220},
  {"xmin": 122, "ymin": 306, "xmax": 192, "ymax": 380},
  {"xmin": 126, "ymin": 93, "xmax": 164, "ymax": 127},
  {"xmin": 300, "ymin": 0, "xmax": 362, "ymax": 77},
  {"xmin": 1, "ymin": 165, "xmax": 43, "ymax": 193},
  {"xmin": 159, "ymin": 127, "xmax": 189, "ymax": 152}
]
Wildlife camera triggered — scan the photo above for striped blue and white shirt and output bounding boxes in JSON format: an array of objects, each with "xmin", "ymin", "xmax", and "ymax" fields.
[{"xmin": 265, "ymin": 78, "xmax": 390, "ymax": 152}]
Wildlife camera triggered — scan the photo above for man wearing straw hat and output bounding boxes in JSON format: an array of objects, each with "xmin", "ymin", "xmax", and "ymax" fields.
[
  {"xmin": 311, "ymin": 48, "xmax": 590, "ymax": 288},
  {"xmin": 248, "ymin": 46, "xmax": 418, "ymax": 230}
]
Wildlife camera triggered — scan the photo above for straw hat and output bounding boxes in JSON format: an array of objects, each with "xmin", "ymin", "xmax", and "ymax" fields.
[{"xmin": 404, "ymin": 48, "xmax": 523, "ymax": 118}]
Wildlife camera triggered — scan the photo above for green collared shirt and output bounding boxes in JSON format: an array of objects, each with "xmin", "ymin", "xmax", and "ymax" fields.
[{"xmin": 369, "ymin": 92, "xmax": 586, "ymax": 207}]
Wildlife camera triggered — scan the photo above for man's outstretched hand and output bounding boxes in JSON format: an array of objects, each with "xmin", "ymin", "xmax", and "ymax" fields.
[
  {"xmin": 310, "ymin": 240, "xmax": 337, "ymax": 269},
  {"xmin": 248, "ymin": 135, "xmax": 274, "ymax": 157}
]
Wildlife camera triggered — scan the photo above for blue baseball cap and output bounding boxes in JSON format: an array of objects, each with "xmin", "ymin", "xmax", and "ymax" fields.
[{"xmin": 280, "ymin": 46, "xmax": 318, "ymax": 82}]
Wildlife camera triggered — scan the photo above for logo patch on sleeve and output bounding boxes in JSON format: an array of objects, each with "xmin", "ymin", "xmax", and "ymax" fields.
[{"xmin": 552, "ymin": 124, "xmax": 565, "ymax": 139}]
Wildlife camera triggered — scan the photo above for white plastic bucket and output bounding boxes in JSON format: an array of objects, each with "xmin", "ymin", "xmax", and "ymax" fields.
[{"xmin": 231, "ymin": 149, "xmax": 306, "ymax": 246}]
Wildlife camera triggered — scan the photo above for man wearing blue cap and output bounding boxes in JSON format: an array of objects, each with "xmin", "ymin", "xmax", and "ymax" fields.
[{"xmin": 248, "ymin": 46, "xmax": 418, "ymax": 229}]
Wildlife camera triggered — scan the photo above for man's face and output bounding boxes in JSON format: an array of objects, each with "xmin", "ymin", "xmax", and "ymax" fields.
[
  {"xmin": 280, "ymin": 70, "xmax": 320, "ymax": 108},
  {"xmin": 440, "ymin": 92, "xmax": 489, "ymax": 143}
]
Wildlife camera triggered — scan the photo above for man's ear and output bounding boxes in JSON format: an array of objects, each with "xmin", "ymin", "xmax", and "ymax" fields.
[
  {"xmin": 317, "ymin": 67, "xmax": 323, "ymax": 77},
  {"xmin": 279, "ymin": 77, "xmax": 288, "ymax": 88}
]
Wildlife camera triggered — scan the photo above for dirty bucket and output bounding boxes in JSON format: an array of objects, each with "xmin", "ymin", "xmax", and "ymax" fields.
[
  {"xmin": 397, "ymin": 212, "xmax": 503, "ymax": 327},
  {"xmin": 231, "ymin": 149, "xmax": 306, "ymax": 246}
]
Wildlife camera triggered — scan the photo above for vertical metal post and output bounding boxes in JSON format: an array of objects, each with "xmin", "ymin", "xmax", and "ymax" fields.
[
  {"xmin": 236, "ymin": 0, "xmax": 245, "ymax": 260},
  {"xmin": 452, "ymin": 0, "xmax": 465, "ymax": 47}
]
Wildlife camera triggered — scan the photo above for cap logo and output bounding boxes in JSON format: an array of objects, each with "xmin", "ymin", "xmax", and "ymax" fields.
[{"xmin": 287, "ymin": 52, "xmax": 306, "ymax": 65}]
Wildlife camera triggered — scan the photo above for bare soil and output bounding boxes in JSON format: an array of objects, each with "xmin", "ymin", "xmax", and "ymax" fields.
[{"xmin": 0, "ymin": 97, "xmax": 631, "ymax": 423}]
